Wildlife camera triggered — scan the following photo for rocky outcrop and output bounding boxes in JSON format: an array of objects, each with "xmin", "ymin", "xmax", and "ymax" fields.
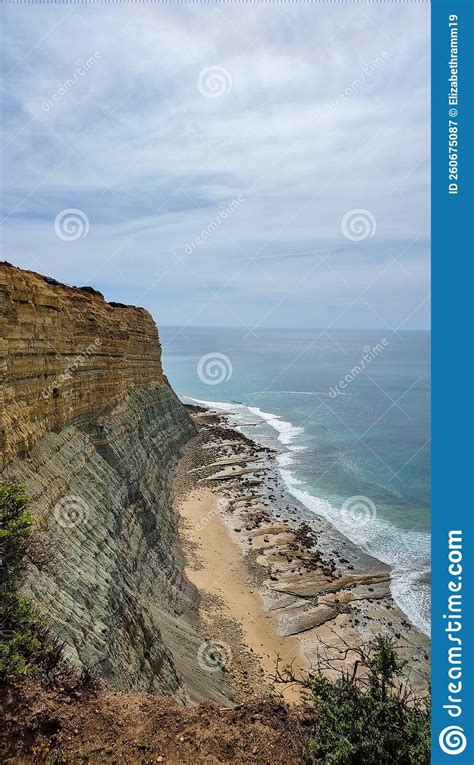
[{"xmin": 0, "ymin": 264, "xmax": 230, "ymax": 704}]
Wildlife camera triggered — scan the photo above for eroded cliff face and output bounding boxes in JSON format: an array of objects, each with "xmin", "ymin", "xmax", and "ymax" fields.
[
  {"xmin": 0, "ymin": 264, "xmax": 229, "ymax": 704},
  {"xmin": 0, "ymin": 264, "xmax": 170, "ymax": 469}
]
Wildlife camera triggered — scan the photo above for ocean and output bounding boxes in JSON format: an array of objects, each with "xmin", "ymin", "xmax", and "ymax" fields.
[{"xmin": 160, "ymin": 326, "xmax": 431, "ymax": 636}]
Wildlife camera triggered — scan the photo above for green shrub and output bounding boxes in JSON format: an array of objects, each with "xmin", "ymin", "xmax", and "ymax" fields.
[
  {"xmin": 0, "ymin": 484, "xmax": 32, "ymax": 566},
  {"xmin": 0, "ymin": 484, "xmax": 62, "ymax": 678},
  {"xmin": 308, "ymin": 635, "xmax": 430, "ymax": 765}
]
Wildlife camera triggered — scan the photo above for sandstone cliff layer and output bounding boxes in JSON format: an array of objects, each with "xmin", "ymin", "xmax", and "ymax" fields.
[
  {"xmin": 0, "ymin": 264, "xmax": 230, "ymax": 704},
  {"xmin": 1, "ymin": 264, "xmax": 168, "ymax": 469}
]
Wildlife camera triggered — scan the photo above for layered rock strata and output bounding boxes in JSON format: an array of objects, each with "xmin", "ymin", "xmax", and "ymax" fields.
[
  {"xmin": 0, "ymin": 264, "xmax": 229, "ymax": 703},
  {"xmin": 1, "ymin": 264, "xmax": 168, "ymax": 469}
]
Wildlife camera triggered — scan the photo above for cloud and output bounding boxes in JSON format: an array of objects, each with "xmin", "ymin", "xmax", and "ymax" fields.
[{"xmin": 0, "ymin": 3, "xmax": 430, "ymax": 329}]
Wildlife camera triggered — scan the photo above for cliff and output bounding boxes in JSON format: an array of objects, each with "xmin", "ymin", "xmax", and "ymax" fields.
[
  {"xmin": 0, "ymin": 264, "xmax": 168, "ymax": 469},
  {"xmin": 0, "ymin": 263, "xmax": 230, "ymax": 704}
]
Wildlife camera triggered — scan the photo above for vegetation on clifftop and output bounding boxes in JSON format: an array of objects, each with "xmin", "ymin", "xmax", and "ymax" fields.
[
  {"xmin": 277, "ymin": 633, "xmax": 430, "ymax": 764},
  {"xmin": 309, "ymin": 637, "xmax": 430, "ymax": 764}
]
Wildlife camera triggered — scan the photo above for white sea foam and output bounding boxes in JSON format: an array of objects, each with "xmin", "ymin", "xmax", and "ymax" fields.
[
  {"xmin": 183, "ymin": 395, "xmax": 430, "ymax": 635},
  {"xmin": 183, "ymin": 396, "xmax": 304, "ymax": 447},
  {"xmin": 247, "ymin": 405, "xmax": 304, "ymax": 446},
  {"xmin": 277, "ymin": 454, "xmax": 431, "ymax": 636}
]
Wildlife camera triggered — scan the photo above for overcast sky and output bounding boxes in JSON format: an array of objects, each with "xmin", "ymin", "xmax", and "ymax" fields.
[{"xmin": 1, "ymin": 3, "xmax": 430, "ymax": 330}]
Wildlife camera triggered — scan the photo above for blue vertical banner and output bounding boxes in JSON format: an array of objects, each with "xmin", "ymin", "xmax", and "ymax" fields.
[{"xmin": 431, "ymin": 0, "xmax": 474, "ymax": 762}]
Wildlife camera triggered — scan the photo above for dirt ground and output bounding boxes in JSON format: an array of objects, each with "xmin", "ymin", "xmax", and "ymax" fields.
[{"xmin": 1, "ymin": 674, "xmax": 313, "ymax": 764}]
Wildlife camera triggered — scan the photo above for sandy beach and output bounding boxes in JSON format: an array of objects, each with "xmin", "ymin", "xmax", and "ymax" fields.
[
  {"xmin": 179, "ymin": 488, "xmax": 305, "ymax": 702},
  {"xmin": 174, "ymin": 405, "xmax": 430, "ymax": 704}
]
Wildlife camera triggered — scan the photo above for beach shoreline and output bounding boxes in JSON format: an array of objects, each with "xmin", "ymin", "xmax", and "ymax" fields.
[
  {"xmin": 181, "ymin": 393, "xmax": 431, "ymax": 638},
  {"xmin": 174, "ymin": 404, "xmax": 430, "ymax": 703}
]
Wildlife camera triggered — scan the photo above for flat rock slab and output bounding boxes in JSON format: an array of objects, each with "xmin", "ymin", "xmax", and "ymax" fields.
[
  {"xmin": 280, "ymin": 605, "xmax": 337, "ymax": 636},
  {"xmin": 233, "ymin": 494, "xmax": 264, "ymax": 504},
  {"xmin": 201, "ymin": 440, "xmax": 246, "ymax": 449},
  {"xmin": 200, "ymin": 465, "xmax": 263, "ymax": 482},
  {"xmin": 189, "ymin": 458, "xmax": 262, "ymax": 474},
  {"xmin": 251, "ymin": 525, "xmax": 292, "ymax": 538}
]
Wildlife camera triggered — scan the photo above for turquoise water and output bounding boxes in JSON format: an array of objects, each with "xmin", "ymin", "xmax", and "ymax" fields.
[{"xmin": 160, "ymin": 326, "xmax": 431, "ymax": 635}]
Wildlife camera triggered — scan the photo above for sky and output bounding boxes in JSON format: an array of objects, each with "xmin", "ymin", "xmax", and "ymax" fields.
[{"xmin": 0, "ymin": 3, "xmax": 431, "ymax": 331}]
